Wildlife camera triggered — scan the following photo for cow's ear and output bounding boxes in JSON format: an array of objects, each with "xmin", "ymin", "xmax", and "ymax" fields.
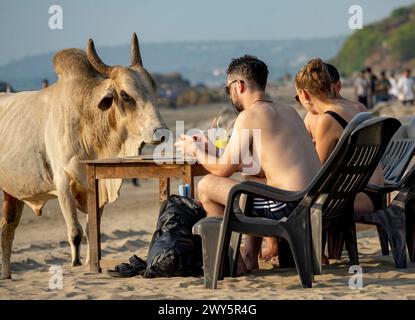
[{"xmin": 97, "ymin": 90, "xmax": 114, "ymax": 111}]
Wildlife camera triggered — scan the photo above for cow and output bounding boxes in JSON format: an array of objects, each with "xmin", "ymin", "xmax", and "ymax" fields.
[{"xmin": 0, "ymin": 33, "xmax": 167, "ymax": 279}]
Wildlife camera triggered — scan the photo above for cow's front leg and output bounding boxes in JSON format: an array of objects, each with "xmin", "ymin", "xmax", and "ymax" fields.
[{"xmin": 56, "ymin": 175, "xmax": 83, "ymax": 267}]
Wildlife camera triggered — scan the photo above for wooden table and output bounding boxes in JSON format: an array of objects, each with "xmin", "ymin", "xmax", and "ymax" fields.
[{"xmin": 83, "ymin": 156, "xmax": 209, "ymax": 273}]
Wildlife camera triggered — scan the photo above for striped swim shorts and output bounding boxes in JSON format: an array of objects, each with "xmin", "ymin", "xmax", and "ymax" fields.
[{"xmin": 252, "ymin": 197, "xmax": 300, "ymax": 221}]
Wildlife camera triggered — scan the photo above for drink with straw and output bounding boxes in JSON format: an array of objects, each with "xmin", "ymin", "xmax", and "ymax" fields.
[
  {"xmin": 192, "ymin": 116, "xmax": 234, "ymax": 157},
  {"xmin": 212, "ymin": 116, "xmax": 232, "ymax": 156}
]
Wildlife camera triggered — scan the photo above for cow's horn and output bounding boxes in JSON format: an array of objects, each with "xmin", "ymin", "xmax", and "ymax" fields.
[
  {"xmin": 130, "ymin": 32, "xmax": 143, "ymax": 67},
  {"xmin": 86, "ymin": 39, "xmax": 112, "ymax": 77}
]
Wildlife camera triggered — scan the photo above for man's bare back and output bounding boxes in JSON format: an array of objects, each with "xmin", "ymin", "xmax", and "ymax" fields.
[{"xmin": 243, "ymin": 101, "xmax": 321, "ymax": 191}]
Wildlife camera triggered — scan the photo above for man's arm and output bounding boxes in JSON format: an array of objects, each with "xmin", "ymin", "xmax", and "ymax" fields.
[
  {"xmin": 175, "ymin": 111, "xmax": 251, "ymax": 177},
  {"xmin": 197, "ymin": 111, "xmax": 251, "ymax": 177}
]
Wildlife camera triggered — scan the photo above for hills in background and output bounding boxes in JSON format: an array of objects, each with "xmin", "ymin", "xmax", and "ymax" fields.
[
  {"xmin": 332, "ymin": 3, "xmax": 415, "ymax": 76},
  {"xmin": 3, "ymin": 2, "xmax": 415, "ymax": 91},
  {"xmin": 0, "ymin": 37, "xmax": 345, "ymax": 91}
]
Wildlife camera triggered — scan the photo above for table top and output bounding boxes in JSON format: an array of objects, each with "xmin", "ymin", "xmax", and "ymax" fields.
[{"xmin": 81, "ymin": 155, "xmax": 199, "ymax": 165}]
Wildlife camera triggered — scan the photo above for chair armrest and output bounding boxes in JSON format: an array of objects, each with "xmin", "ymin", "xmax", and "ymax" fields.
[
  {"xmin": 364, "ymin": 183, "xmax": 382, "ymax": 193},
  {"xmin": 364, "ymin": 183, "xmax": 397, "ymax": 194}
]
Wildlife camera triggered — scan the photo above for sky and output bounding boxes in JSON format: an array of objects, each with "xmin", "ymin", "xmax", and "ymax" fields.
[{"xmin": 0, "ymin": 0, "xmax": 414, "ymax": 65}]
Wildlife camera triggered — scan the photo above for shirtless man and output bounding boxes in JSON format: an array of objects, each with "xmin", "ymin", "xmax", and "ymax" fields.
[{"xmin": 175, "ymin": 55, "xmax": 321, "ymax": 273}]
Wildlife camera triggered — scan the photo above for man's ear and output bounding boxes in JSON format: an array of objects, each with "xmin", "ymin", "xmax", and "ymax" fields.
[
  {"xmin": 238, "ymin": 80, "xmax": 245, "ymax": 93},
  {"xmin": 97, "ymin": 89, "xmax": 115, "ymax": 111}
]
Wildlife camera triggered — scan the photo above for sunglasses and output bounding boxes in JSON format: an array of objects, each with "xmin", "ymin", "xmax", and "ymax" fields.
[
  {"xmin": 295, "ymin": 95, "xmax": 300, "ymax": 103},
  {"xmin": 224, "ymin": 80, "xmax": 244, "ymax": 95}
]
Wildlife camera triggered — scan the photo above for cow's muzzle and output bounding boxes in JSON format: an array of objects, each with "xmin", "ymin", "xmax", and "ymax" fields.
[{"xmin": 149, "ymin": 127, "xmax": 170, "ymax": 145}]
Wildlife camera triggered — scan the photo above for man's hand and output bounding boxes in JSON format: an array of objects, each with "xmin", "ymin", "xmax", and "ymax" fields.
[
  {"xmin": 174, "ymin": 134, "xmax": 199, "ymax": 157},
  {"xmin": 192, "ymin": 133, "xmax": 209, "ymax": 148}
]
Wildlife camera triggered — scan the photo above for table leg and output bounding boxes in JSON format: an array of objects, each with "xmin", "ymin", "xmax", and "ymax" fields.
[
  {"xmin": 183, "ymin": 165, "xmax": 195, "ymax": 198},
  {"xmin": 159, "ymin": 177, "xmax": 170, "ymax": 203},
  {"xmin": 87, "ymin": 165, "xmax": 101, "ymax": 273}
]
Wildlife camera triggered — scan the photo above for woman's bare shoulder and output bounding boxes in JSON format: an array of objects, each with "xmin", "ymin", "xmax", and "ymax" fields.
[{"xmin": 315, "ymin": 113, "xmax": 337, "ymax": 133}]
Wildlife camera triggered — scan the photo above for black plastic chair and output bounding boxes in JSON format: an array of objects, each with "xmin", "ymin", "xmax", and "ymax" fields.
[
  {"xmin": 365, "ymin": 138, "xmax": 415, "ymax": 259},
  {"xmin": 382, "ymin": 139, "xmax": 415, "ymax": 186},
  {"xmin": 193, "ymin": 114, "xmax": 400, "ymax": 289},
  {"xmin": 328, "ymin": 138, "xmax": 415, "ymax": 267},
  {"xmin": 352, "ymin": 164, "xmax": 415, "ymax": 267},
  {"xmin": 405, "ymin": 184, "xmax": 415, "ymax": 262}
]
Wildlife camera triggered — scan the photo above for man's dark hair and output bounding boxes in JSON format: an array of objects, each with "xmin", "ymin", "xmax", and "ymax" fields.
[
  {"xmin": 325, "ymin": 63, "xmax": 340, "ymax": 84},
  {"xmin": 226, "ymin": 55, "xmax": 269, "ymax": 90},
  {"xmin": 366, "ymin": 67, "xmax": 372, "ymax": 73}
]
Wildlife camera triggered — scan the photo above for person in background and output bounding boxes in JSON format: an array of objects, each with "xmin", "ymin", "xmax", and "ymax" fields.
[
  {"xmin": 388, "ymin": 71, "xmax": 399, "ymax": 101},
  {"xmin": 354, "ymin": 69, "xmax": 369, "ymax": 108},
  {"xmin": 41, "ymin": 79, "xmax": 49, "ymax": 89},
  {"xmin": 397, "ymin": 69, "xmax": 414, "ymax": 106},
  {"xmin": 366, "ymin": 67, "xmax": 377, "ymax": 109},
  {"xmin": 375, "ymin": 71, "xmax": 391, "ymax": 103}
]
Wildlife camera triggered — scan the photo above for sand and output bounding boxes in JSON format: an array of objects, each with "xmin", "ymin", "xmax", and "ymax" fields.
[
  {"xmin": 1, "ymin": 88, "xmax": 415, "ymax": 300},
  {"xmin": 1, "ymin": 179, "xmax": 415, "ymax": 300}
]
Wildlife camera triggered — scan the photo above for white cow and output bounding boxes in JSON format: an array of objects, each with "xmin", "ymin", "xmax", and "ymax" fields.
[{"xmin": 0, "ymin": 33, "xmax": 166, "ymax": 279}]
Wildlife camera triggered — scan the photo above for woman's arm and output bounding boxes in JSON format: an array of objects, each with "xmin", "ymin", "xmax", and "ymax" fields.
[{"xmin": 314, "ymin": 115, "xmax": 339, "ymax": 164}]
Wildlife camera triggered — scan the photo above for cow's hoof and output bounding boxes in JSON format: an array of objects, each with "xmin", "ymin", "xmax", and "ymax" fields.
[{"xmin": 71, "ymin": 260, "xmax": 82, "ymax": 267}]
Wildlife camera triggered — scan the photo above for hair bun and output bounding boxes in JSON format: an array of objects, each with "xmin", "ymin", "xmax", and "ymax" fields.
[
  {"xmin": 307, "ymin": 58, "xmax": 325, "ymax": 72},
  {"xmin": 295, "ymin": 57, "xmax": 332, "ymax": 97}
]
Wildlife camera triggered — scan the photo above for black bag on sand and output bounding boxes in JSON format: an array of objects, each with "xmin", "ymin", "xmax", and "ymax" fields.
[{"xmin": 143, "ymin": 195, "xmax": 206, "ymax": 278}]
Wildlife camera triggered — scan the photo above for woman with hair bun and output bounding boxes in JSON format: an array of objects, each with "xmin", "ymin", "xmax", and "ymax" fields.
[{"xmin": 295, "ymin": 58, "xmax": 384, "ymax": 262}]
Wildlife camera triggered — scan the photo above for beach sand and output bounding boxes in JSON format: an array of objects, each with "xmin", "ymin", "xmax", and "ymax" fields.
[
  {"xmin": 1, "ymin": 179, "xmax": 415, "ymax": 300},
  {"xmin": 1, "ymin": 89, "xmax": 415, "ymax": 300}
]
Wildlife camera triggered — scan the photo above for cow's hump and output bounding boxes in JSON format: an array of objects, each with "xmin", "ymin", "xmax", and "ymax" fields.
[{"xmin": 53, "ymin": 49, "xmax": 99, "ymax": 79}]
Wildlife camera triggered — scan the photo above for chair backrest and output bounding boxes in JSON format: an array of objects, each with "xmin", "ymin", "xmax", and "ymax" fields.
[
  {"xmin": 305, "ymin": 115, "xmax": 401, "ymax": 220},
  {"xmin": 408, "ymin": 117, "xmax": 415, "ymax": 139},
  {"xmin": 381, "ymin": 138, "xmax": 415, "ymax": 185}
]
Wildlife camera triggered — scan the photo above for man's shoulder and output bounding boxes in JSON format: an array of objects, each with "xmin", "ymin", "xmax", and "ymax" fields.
[
  {"xmin": 243, "ymin": 102, "xmax": 275, "ymax": 115},
  {"xmin": 255, "ymin": 101, "xmax": 293, "ymax": 119},
  {"xmin": 237, "ymin": 102, "xmax": 287, "ymax": 126},
  {"xmin": 234, "ymin": 109, "xmax": 253, "ymax": 128}
]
